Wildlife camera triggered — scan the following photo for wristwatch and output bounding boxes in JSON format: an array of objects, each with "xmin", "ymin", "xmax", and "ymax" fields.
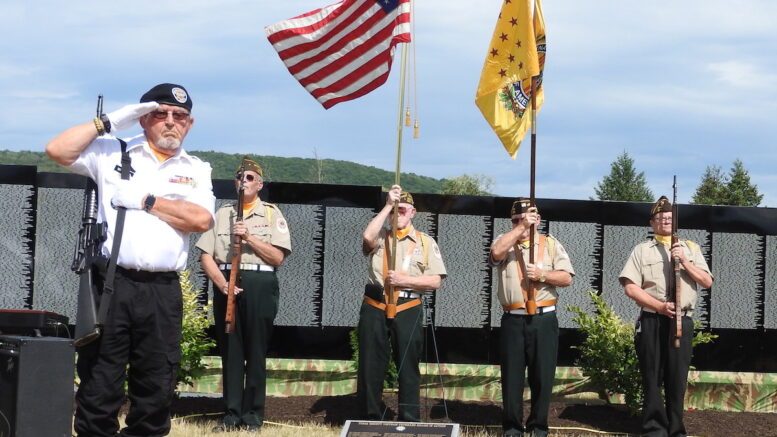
[
  {"xmin": 539, "ymin": 272, "xmax": 546, "ymax": 283},
  {"xmin": 143, "ymin": 194, "xmax": 156, "ymax": 212}
]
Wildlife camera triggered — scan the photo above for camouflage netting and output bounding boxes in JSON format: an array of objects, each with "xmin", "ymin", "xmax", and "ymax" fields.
[{"xmin": 180, "ymin": 358, "xmax": 777, "ymax": 413}]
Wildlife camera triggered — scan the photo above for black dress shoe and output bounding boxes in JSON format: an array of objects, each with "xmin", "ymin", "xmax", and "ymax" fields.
[{"xmin": 245, "ymin": 423, "xmax": 262, "ymax": 432}]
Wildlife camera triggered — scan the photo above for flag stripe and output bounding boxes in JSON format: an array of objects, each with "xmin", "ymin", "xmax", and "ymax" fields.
[
  {"xmin": 272, "ymin": 1, "xmax": 376, "ymax": 56},
  {"xmin": 310, "ymin": 48, "xmax": 391, "ymax": 98},
  {"xmin": 283, "ymin": 5, "xmax": 393, "ymax": 73},
  {"xmin": 265, "ymin": 0, "xmax": 411, "ymax": 109},
  {"xmin": 295, "ymin": 17, "xmax": 408, "ymax": 86}
]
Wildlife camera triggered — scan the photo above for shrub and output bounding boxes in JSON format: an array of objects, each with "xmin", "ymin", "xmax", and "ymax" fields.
[
  {"xmin": 568, "ymin": 290, "xmax": 717, "ymax": 415},
  {"xmin": 349, "ymin": 328, "xmax": 398, "ymax": 389},
  {"xmin": 177, "ymin": 270, "xmax": 216, "ymax": 390}
]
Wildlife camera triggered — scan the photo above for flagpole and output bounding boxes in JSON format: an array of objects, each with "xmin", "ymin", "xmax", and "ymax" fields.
[
  {"xmin": 386, "ymin": 41, "xmax": 411, "ymax": 319},
  {"xmin": 526, "ymin": 75, "xmax": 538, "ymax": 315}
]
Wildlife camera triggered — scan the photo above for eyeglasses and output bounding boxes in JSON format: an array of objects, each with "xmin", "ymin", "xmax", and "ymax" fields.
[
  {"xmin": 235, "ymin": 173, "xmax": 256, "ymax": 182},
  {"xmin": 653, "ymin": 217, "xmax": 673, "ymax": 223},
  {"xmin": 390, "ymin": 207, "xmax": 410, "ymax": 215},
  {"xmin": 150, "ymin": 110, "xmax": 190, "ymax": 122}
]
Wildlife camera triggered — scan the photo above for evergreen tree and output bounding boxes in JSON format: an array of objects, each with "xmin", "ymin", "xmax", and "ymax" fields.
[
  {"xmin": 724, "ymin": 159, "xmax": 763, "ymax": 206},
  {"xmin": 691, "ymin": 165, "xmax": 727, "ymax": 205},
  {"xmin": 593, "ymin": 151, "xmax": 653, "ymax": 201}
]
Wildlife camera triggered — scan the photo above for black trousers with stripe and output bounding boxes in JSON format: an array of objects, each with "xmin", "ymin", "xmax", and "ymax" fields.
[
  {"xmin": 635, "ymin": 311, "xmax": 693, "ymax": 437},
  {"xmin": 212, "ymin": 270, "xmax": 279, "ymax": 427},
  {"xmin": 75, "ymin": 268, "xmax": 182, "ymax": 437},
  {"xmin": 500, "ymin": 311, "xmax": 558, "ymax": 437}
]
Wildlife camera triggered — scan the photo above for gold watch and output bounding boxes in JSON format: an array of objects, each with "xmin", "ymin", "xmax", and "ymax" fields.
[{"xmin": 539, "ymin": 272, "xmax": 546, "ymax": 283}]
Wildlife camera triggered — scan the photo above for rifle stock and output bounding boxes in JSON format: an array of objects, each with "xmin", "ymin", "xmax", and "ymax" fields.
[
  {"xmin": 224, "ymin": 164, "xmax": 247, "ymax": 334},
  {"xmin": 671, "ymin": 176, "xmax": 682, "ymax": 348}
]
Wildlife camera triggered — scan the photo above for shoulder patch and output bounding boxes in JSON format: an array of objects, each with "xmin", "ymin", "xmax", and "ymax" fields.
[
  {"xmin": 276, "ymin": 217, "xmax": 288, "ymax": 234},
  {"xmin": 433, "ymin": 243, "xmax": 442, "ymax": 259}
]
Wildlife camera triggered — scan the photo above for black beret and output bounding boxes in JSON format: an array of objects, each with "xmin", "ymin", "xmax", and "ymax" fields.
[
  {"xmin": 140, "ymin": 83, "xmax": 192, "ymax": 111},
  {"xmin": 651, "ymin": 196, "xmax": 672, "ymax": 217}
]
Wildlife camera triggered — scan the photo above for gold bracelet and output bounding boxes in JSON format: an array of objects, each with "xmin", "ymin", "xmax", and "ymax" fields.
[{"xmin": 93, "ymin": 117, "xmax": 105, "ymax": 136}]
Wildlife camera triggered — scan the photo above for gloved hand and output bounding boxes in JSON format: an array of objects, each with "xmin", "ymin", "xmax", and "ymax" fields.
[
  {"xmin": 106, "ymin": 102, "xmax": 159, "ymax": 132},
  {"xmin": 111, "ymin": 179, "xmax": 149, "ymax": 210}
]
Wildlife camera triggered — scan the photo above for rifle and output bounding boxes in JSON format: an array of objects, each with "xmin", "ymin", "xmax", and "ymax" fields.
[
  {"xmin": 72, "ymin": 179, "xmax": 108, "ymax": 346},
  {"xmin": 671, "ymin": 175, "xmax": 682, "ymax": 348},
  {"xmin": 224, "ymin": 161, "xmax": 247, "ymax": 333},
  {"xmin": 72, "ymin": 95, "xmax": 108, "ymax": 347}
]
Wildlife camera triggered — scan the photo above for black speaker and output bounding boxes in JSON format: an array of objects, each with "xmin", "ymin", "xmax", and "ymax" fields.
[{"xmin": 0, "ymin": 335, "xmax": 74, "ymax": 437}]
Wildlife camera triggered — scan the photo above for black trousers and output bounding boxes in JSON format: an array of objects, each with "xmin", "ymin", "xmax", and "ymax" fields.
[
  {"xmin": 356, "ymin": 297, "xmax": 424, "ymax": 421},
  {"xmin": 75, "ymin": 268, "xmax": 182, "ymax": 437},
  {"xmin": 635, "ymin": 311, "xmax": 693, "ymax": 437},
  {"xmin": 500, "ymin": 311, "xmax": 559, "ymax": 437},
  {"xmin": 212, "ymin": 270, "xmax": 279, "ymax": 427}
]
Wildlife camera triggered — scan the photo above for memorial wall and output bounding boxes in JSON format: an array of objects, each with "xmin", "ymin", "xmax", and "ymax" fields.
[{"xmin": 2, "ymin": 165, "xmax": 776, "ymax": 371}]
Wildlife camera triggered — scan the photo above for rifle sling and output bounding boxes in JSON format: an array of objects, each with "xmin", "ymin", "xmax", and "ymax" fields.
[{"xmin": 96, "ymin": 138, "xmax": 131, "ymax": 327}]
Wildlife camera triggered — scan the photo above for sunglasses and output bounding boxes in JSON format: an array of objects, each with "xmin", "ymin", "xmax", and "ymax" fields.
[
  {"xmin": 149, "ymin": 110, "xmax": 190, "ymax": 122},
  {"xmin": 235, "ymin": 173, "xmax": 257, "ymax": 182}
]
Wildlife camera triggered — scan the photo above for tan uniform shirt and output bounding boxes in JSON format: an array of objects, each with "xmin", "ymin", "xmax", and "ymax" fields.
[
  {"xmin": 367, "ymin": 227, "xmax": 447, "ymax": 287},
  {"xmin": 619, "ymin": 239, "xmax": 712, "ymax": 313},
  {"xmin": 491, "ymin": 234, "xmax": 575, "ymax": 307},
  {"xmin": 196, "ymin": 200, "xmax": 291, "ymax": 265}
]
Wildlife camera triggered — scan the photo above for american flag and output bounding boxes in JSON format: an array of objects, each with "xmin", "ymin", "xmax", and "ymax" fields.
[{"xmin": 265, "ymin": 0, "xmax": 411, "ymax": 109}]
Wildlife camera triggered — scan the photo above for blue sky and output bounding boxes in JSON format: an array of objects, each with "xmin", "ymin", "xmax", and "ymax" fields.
[{"xmin": 1, "ymin": 1, "xmax": 775, "ymax": 206}]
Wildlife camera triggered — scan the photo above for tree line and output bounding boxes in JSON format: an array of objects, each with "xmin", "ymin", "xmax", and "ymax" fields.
[
  {"xmin": 593, "ymin": 151, "xmax": 763, "ymax": 207},
  {"xmin": 0, "ymin": 149, "xmax": 763, "ymax": 205}
]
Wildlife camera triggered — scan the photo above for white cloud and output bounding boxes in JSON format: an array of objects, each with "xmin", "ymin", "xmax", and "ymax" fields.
[{"xmin": 707, "ymin": 61, "xmax": 777, "ymax": 90}]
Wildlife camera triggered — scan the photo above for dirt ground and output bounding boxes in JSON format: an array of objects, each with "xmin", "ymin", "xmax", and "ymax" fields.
[{"xmin": 170, "ymin": 394, "xmax": 777, "ymax": 437}]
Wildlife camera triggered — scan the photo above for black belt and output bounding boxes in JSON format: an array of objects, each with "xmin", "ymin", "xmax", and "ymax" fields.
[{"xmin": 116, "ymin": 266, "xmax": 177, "ymax": 282}]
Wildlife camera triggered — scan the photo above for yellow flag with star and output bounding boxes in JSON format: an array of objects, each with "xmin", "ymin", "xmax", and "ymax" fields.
[{"xmin": 475, "ymin": 0, "xmax": 546, "ymax": 158}]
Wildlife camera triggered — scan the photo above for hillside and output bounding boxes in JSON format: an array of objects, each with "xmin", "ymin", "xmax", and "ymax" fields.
[{"xmin": 0, "ymin": 149, "xmax": 445, "ymax": 193}]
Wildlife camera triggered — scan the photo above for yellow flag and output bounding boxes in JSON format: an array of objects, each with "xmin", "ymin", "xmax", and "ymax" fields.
[{"xmin": 475, "ymin": 0, "xmax": 546, "ymax": 158}]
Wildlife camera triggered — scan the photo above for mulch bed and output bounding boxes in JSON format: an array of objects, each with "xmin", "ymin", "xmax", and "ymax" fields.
[{"xmin": 170, "ymin": 394, "xmax": 777, "ymax": 436}]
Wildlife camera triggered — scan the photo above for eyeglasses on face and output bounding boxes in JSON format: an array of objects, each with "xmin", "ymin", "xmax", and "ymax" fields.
[
  {"xmin": 150, "ymin": 110, "xmax": 190, "ymax": 122},
  {"xmin": 235, "ymin": 173, "xmax": 257, "ymax": 182}
]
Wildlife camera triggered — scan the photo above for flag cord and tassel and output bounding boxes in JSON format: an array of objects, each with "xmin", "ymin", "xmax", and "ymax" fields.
[{"xmin": 410, "ymin": 0, "xmax": 420, "ymax": 139}]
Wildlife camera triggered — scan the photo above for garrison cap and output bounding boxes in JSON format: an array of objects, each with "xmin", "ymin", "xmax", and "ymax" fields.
[
  {"xmin": 140, "ymin": 83, "xmax": 192, "ymax": 112},
  {"xmin": 650, "ymin": 196, "xmax": 672, "ymax": 217},
  {"xmin": 510, "ymin": 197, "xmax": 537, "ymax": 216},
  {"xmin": 399, "ymin": 191, "xmax": 414, "ymax": 206},
  {"xmin": 236, "ymin": 156, "xmax": 263, "ymax": 178}
]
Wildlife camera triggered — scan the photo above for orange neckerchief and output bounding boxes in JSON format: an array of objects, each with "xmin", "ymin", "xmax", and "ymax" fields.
[
  {"xmin": 243, "ymin": 198, "xmax": 258, "ymax": 217},
  {"xmin": 655, "ymin": 235, "xmax": 672, "ymax": 247},
  {"xmin": 395, "ymin": 225, "xmax": 415, "ymax": 240},
  {"xmin": 148, "ymin": 140, "xmax": 175, "ymax": 163}
]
